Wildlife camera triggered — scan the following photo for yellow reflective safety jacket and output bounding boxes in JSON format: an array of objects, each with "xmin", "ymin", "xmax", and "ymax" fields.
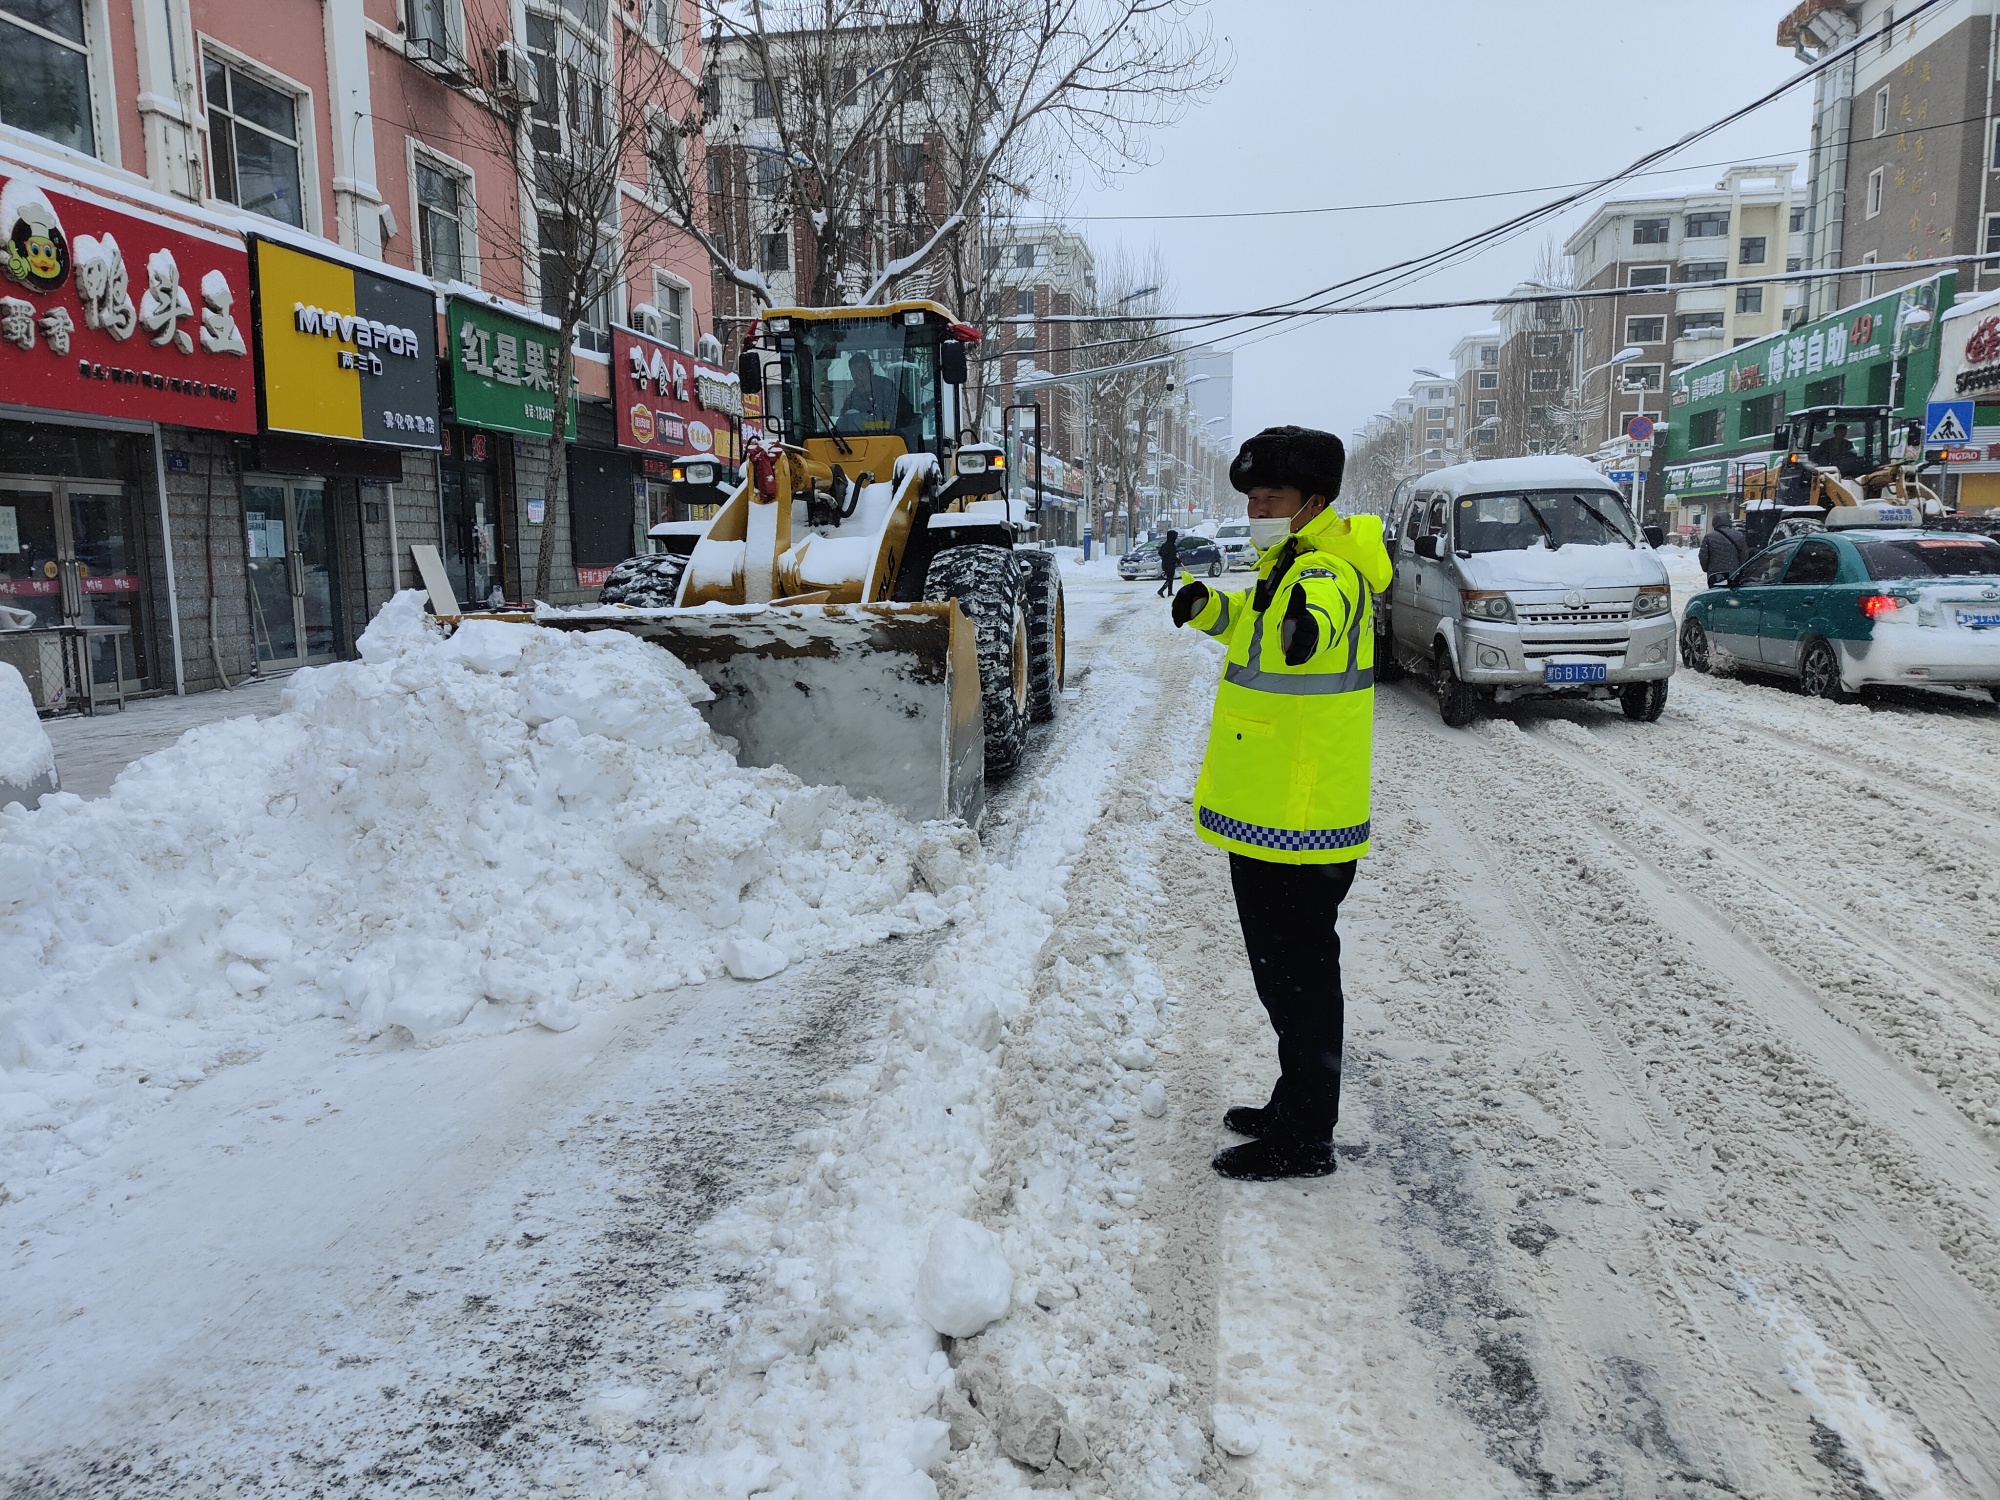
[{"xmin": 1187, "ymin": 507, "xmax": 1394, "ymax": 864}]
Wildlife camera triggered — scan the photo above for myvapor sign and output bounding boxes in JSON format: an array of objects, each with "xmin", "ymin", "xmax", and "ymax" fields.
[{"xmin": 249, "ymin": 236, "xmax": 440, "ymax": 448}]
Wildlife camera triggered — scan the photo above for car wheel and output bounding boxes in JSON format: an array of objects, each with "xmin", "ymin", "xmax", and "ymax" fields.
[
  {"xmin": 1799, "ymin": 637, "xmax": 1851, "ymax": 703},
  {"xmin": 1679, "ymin": 619, "xmax": 1711, "ymax": 674},
  {"xmin": 1435, "ymin": 647, "xmax": 1479, "ymax": 728},
  {"xmin": 1209, "ymin": 558, "xmax": 1223, "ymax": 577},
  {"xmin": 1620, "ymin": 679, "xmax": 1668, "ymax": 722}
]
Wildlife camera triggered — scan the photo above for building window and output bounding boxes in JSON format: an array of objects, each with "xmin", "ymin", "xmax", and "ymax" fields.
[
  {"xmin": 1678, "ymin": 311, "xmax": 1726, "ymax": 336},
  {"xmin": 1787, "ymin": 256, "xmax": 1803, "ymax": 272},
  {"xmin": 1530, "ymin": 333, "xmax": 1561, "ymax": 358},
  {"xmin": 0, "ymin": 0, "xmax": 96, "ymax": 155},
  {"xmin": 1875, "ymin": 85, "xmax": 1891, "ymax": 137},
  {"xmin": 1428, "ymin": 386, "xmax": 1447, "ymax": 400},
  {"xmin": 750, "ymin": 78, "xmax": 775, "ymax": 117},
  {"xmin": 759, "ymin": 230, "xmax": 789, "ymax": 272},
  {"xmin": 1479, "ymin": 344, "xmax": 1497, "ymax": 367},
  {"xmin": 205, "ymin": 54, "xmax": 306, "ymax": 228},
  {"xmin": 893, "ymin": 141, "xmax": 925, "ymax": 185},
  {"xmin": 1476, "ymin": 427, "xmax": 1496, "ymax": 445},
  {"xmin": 1804, "ymin": 373, "xmax": 1846, "ymax": 407},
  {"xmin": 1992, "ymin": 118, "xmax": 2000, "ymax": 171},
  {"xmin": 1985, "ymin": 215, "xmax": 2000, "ymax": 270},
  {"xmin": 1736, "ymin": 286, "xmax": 1765, "ymax": 314},
  {"xmin": 1013, "ymin": 243, "xmax": 1036, "ymax": 268},
  {"xmin": 1882, "ymin": 4, "xmax": 1895, "ymax": 57},
  {"xmin": 407, "ymin": 0, "xmax": 466, "ymax": 66},
  {"xmin": 754, "ymin": 154, "xmax": 786, "ymax": 199},
  {"xmin": 1621, "ymin": 364, "xmax": 1663, "ymax": 392},
  {"xmin": 1861, "ymin": 249, "xmax": 1878, "ymax": 297},
  {"xmin": 1425, "ymin": 427, "xmax": 1443, "ymax": 442},
  {"xmin": 1738, "ymin": 236, "xmax": 1767, "ymax": 265},
  {"xmin": 1632, "ymin": 217, "xmax": 1670, "ymax": 245},
  {"xmin": 415, "ymin": 153, "xmax": 472, "ymax": 284},
  {"xmin": 1689, "ymin": 408, "xmax": 1724, "ymax": 447},
  {"xmin": 1684, "ymin": 210, "xmax": 1729, "ymax": 238},
  {"xmin": 1680, "ymin": 261, "xmax": 1727, "ymax": 283},
  {"xmin": 1426, "ymin": 405, "xmax": 1446, "ymax": 419},
  {"xmin": 1013, "ymin": 288, "xmax": 1033, "ymax": 318},
  {"xmin": 1528, "ymin": 369, "xmax": 1559, "ymax": 392},
  {"xmin": 653, "ymin": 273, "xmax": 688, "ymax": 349},
  {"xmin": 642, "ymin": 0, "xmax": 682, "ymax": 56},
  {"xmin": 1867, "ymin": 166, "xmax": 1885, "ymax": 218},
  {"xmin": 1627, "ymin": 265, "xmax": 1669, "ymax": 288},
  {"xmin": 1790, "ymin": 207, "xmax": 1806, "ymax": 232},
  {"xmin": 540, "ymin": 214, "xmax": 612, "ymax": 352},
  {"xmin": 1476, "ymin": 399, "xmax": 1498, "ymax": 418},
  {"xmin": 1624, "ymin": 315, "xmax": 1665, "ymax": 343},
  {"xmin": 1741, "ymin": 392, "xmax": 1782, "ymax": 439},
  {"xmin": 1476, "ymin": 371, "xmax": 1498, "ymax": 390}
]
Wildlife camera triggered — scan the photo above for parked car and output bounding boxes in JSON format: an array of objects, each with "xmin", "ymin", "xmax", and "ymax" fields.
[
  {"xmin": 1680, "ymin": 508, "xmax": 2000, "ymax": 702},
  {"xmin": 1118, "ymin": 535, "xmax": 1224, "ymax": 581},
  {"xmin": 1212, "ymin": 519, "xmax": 1260, "ymax": 570},
  {"xmin": 1377, "ymin": 456, "xmax": 1676, "ymax": 726}
]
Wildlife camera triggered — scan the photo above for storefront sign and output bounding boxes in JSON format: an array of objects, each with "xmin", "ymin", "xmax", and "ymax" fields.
[
  {"xmin": 1933, "ymin": 303, "xmax": 2000, "ymax": 400},
  {"xmin": 612, "ymin": 324, "xmax": 739, "ymax": 463},
  {"xmin": 446, "ymin": 295, "xmax": 577, "ymax": 439},
  {"xmin": 250, "ymin": 236, "xmax": 440, "ymax": 448},
  {"xmin": 1664, "ymin": 460, "xmax": 1728, "ymax": 499},
  {"xmin": 0, "ymin": 170, "xmax": 255, "ymax": 433},
  {"xmin": 576, "ymin": 565, "xmax": 614, "ymax": 588}
]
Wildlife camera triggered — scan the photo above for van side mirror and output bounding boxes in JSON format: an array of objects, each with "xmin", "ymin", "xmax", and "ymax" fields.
[
  {"xmin": 1643, "ymin": 523, "xmax": 1664, "ymax": 548},
  {"xmin": 940, "ymin": 339, "xmax": 967, "ymax": 385},
  {"xmin": 1414, "ymin": 533, "xmax": 1444, "ymax": 561}
]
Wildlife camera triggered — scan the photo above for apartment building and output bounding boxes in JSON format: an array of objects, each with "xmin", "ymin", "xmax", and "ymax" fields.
[
  {"xmin": 0, "ymin": 0, "xmax": 721, "ymax": 705},
  {"xmin": 1564, "ymin": 164, "xmax": 1806, "ymax": 448},
  {"xmin": 1783, "ymin": 0, "xmax": 2000, "ymax": 314},
  {"xmin": 1401, "ymin": 377, "xmax": 1454, "ymax": 475},
  {"xmin": 982, "ymin": 223, "xmax": 1094, "ymax": 541},
  {"xmin": 1449, "ymin": 327, "xmax": 1502, "ymax": 460},
  {"xmin": 1493, "ymin": 287, "xmax": 1579, "ymax": 456}
]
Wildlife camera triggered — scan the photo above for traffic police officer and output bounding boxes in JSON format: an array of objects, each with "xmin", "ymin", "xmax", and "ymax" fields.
[{"xmin": 1171, "ymin": 425, "xmax": 1392, "ymax": 1180}]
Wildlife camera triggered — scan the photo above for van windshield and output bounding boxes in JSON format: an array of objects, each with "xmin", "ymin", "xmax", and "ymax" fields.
[{"xmin": 1454, "ymin": 490, "xmax": 1637, "ymax": 553}]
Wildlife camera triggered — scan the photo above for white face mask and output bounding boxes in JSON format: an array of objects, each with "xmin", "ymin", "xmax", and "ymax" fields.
[{"xmin": 1245, "ymin": 516, "xmax": 1294, "ymax": 550}]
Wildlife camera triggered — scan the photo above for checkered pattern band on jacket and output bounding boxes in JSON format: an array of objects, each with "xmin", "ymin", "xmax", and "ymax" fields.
[{"xmin": 1198, "ymin": 806, "xmax": 1370, "ymax": 852}]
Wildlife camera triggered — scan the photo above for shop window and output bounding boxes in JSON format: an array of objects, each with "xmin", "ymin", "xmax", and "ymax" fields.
[
  {"xmin": 1689, "ymin": 408, "xmax": 1724, "ymax": 447},
  {"xmin": 1740, "ymin": 392, "xmax": 1782, "ymax": 440},
  {"xmin": 1631, "ymin": 217, "xmax": 1669, "ymax": 245},
  {"xmin": 205, "ymin": 53, "xmax": 306, "ymax": 228},
  {"xmin": 1628, "ymin": 265, "xmax": 1669, "ymax": 288},
  {"xmin": 415, "ymin": 153, "xmax": 473, "ymax": 285},
  {"xmin": 1736, "ymin": 286, "xmax": 1765, "ymax": 314},
  {"xmin": 1625, "ymin": 315, "xmax": 1665, "ymax": 343},
  {"xmin": 0, "ymin": 0, "xmax": 95, "ymax": 155}
]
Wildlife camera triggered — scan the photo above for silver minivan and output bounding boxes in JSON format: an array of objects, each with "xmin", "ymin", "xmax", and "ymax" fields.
[{"xmin": 1377, "ymin": 457, "xmax": 1676, "ymax": 726}]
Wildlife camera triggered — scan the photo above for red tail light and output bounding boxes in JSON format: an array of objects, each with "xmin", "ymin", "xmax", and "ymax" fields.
[{"xmin": 1858, "ymin": 594, "xmax": 1904, "ymax": 620}]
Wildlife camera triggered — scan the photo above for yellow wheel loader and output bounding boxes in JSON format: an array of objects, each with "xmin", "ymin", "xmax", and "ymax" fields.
[
  {"xmin": 1740, "ymin": 404, "xmax": 1940, "ymax": 549},
  {"xmin": 547, "ymin": 300, "xmax": 1064, "ymax": 824}
]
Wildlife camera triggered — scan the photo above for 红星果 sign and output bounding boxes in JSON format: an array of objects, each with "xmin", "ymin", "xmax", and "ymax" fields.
[
  {"xmin": 0, "ymin": 169, "xmax": 255, "ymax": 433},
  {"xmin": 447, "ymin": 295, "xmax": 577, "ymax": 440},
  {"xmin": 250, "ymin": 236, "xmax": 440, "ymax": 448}
]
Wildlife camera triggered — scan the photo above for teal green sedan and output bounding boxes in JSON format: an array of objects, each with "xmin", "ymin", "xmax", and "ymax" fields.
[{"xmin": 1679, "ymin": 525, "xmax": 2000, "ymax": 703}]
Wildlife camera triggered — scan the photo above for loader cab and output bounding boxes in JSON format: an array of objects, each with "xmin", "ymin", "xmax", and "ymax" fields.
[
  {"xmin": 1770, "ymin": 405, "xmax": 1896, "ymax": 504},
  {"xmin": 751, "ymin": 303, "xmax": 974, "ymax": 474}
]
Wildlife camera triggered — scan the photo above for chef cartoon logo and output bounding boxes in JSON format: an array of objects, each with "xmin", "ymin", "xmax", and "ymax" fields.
[{"xmin": 1, "ymin": 177, "xmax": 70, "ymax": 294}]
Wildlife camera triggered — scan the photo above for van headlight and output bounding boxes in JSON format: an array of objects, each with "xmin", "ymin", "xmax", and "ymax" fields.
[
  {"xmin": 1632, "ymin": 587, "xmax": 1670, "ymax": 618},
  {"xmin": 1461, "ymin": 591, "xmax": 1515, "ymax": 622}
]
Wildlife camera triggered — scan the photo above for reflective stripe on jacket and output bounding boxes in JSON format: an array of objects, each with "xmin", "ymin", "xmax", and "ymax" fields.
[{"xmin": 1189, "ymin": 507, "xmax": 1394, "ymax": 865}]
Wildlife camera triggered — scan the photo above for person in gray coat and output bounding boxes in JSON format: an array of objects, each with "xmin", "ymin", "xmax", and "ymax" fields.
[{"xmin": 1698, "ymin": 514, "xmax": 1746, "ymax": 578}]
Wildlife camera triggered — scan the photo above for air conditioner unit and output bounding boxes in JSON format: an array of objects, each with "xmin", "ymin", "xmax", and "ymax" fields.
[
  {"xmin": 637, "ymin": 304, "xmax": 664, "ymax": 340},
  {"xmin": 696, "ymin": 332, "xmax": 723, "ymax": 363},
  {"xmin": 492, "ymin": 41, "xmax": 539, "ymax": 107}
]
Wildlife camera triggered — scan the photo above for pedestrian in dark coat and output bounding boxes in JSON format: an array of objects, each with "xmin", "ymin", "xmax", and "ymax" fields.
[
  {"xmin": 1698, "ymin": 514, "xmax": 1745, "ymax": 578},
  {"xmin": 1156, "ymin": 530, "xmax": 1181, "ymax": 597}
]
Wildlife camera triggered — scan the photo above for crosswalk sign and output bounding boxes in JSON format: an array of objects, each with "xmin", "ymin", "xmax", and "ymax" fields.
[{"xmin": 1925, "ymin": 400, "xmax": 1974, "ymax": 445}]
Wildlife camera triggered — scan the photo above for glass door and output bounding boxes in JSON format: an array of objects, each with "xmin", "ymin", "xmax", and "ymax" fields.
[
  {"xmin": 245, "ymin": 478, "xmax": 341, "ymax": 669},
  {"xmin": 0, "ymin": 478, "xmax": 147, "ymax": 690},
  {"xmin": 0, "ymin": 484, "xmax": 63, "ymax": 629},
  {"xmin": 440, "ymin": 462, "xmax": 506, "ymax": 609}
]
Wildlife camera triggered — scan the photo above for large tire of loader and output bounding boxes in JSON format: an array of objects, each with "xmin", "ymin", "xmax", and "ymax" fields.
[
  {"xmin": 1017, "ymin": 547, "xmax": 1065, "ymax": 723},
  {"xmin": 924, "ymin": 544, "xmax": 1031, "ymax": 777}
]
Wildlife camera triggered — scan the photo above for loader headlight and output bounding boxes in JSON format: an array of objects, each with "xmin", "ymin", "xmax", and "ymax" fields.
[
  {"xmin": 1632, "ymin": 587, "xmax": 1670, "ymax": 618},
  {"xmin": 766, "ymin": 317, "xmax": 791, "ymax": 333},
  {"xmin": 956, "ymin": 452, "xmax": 988, "ymax": 474},
  {"xmin": 682, "ymin": 459, "xmax": 717, "ymax": 486},
  {"xmin": 1461, "ymin": 590, "xmax": 1515, "ymax": 622}
]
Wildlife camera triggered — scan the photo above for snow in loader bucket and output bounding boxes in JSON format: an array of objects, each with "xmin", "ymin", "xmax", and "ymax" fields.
[{"xmin": 540, "ymin": 600, "xmax": 985, "ymax": 823}]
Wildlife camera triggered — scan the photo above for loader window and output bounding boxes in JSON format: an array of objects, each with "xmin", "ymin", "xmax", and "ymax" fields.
[{"xmin": 782, "ymin": 317, "xmax": 940, "ymax": 453}]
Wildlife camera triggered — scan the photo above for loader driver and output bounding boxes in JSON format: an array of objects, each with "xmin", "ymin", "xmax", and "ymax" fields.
[
  {"xmin": 1169, "ymin": 426, "xmax": 1393, "ymax": 1180},
  {"xmin": 1811, "ymin": 423, "xmax": 1867, "ymax": 478},
  {"xmin": 834, "ymin": 349, "xmax": 904, "ymax": 434}
]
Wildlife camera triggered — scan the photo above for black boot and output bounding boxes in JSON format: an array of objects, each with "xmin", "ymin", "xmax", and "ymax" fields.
[
  {"xmin": 1212, "ymin": 1132, "xmax": 1336, "ymax": 1181},
  {"xmin": 1222, "ymin": 1103, "xmax": 1277, "ymax": 1137}
]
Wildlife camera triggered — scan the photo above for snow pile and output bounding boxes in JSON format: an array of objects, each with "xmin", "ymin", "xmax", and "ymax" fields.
[
  {"xmin": 0, "ymin": 593, "xmax": 963, "ymax": 1191},
  {"xmin": 0, "ymin": 663, "xmax": 56, "ymax": 801},
  {"xmin": 915, "ymin": 1215, "xmax": 1014, "ymax": 1338}
]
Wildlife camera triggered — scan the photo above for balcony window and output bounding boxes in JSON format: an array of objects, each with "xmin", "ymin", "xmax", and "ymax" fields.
[
  {"xmin": 1621, "ymin": 364, "xmax": 1663, "ymax": 392},
  {"xmin": 1631, "ymin": 217, "xmax": 1669, "ymax": 245},
  {"xmin": 1628, "ymin": 265, "xmax": 1669, "ymax": 288},
  {"xmin": 1684, "ymin": 210, "xmax": 1728, "ymax": 238},
  {"xmin": 1680, "ymin": 261, "xmax": 1727, "ymax": 283},
  {"xmin": 0, "ymin": 0, "xmax": 95, "ymax": 154},
  {"xmin": 1678, "ymin": 311, "xmax": 1725, "ymax": 336}
]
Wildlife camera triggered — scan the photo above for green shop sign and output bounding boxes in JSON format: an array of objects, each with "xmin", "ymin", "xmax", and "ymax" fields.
[
  {"xmin": 446, "ymin": 295, "xmax": 578, "ymax": 440},
  {"xmin": 1664, "ymin": 461, "xmax": 1729, "ymax": 499}
]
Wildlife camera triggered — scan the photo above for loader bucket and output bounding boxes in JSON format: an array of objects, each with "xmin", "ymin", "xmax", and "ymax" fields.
[{"xmin": 542, "ymin": 601, "xmax": 985, "ymax": 824}]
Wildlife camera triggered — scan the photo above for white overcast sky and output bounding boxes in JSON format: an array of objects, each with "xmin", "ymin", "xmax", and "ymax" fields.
[{"xmin": 1060, "ymin": 0, "xmax": 1819, "ymax": 449}]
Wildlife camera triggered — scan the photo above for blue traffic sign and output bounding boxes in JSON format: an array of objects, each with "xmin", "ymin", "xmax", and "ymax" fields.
[
  {"xmin": 1926, "ymin": 400, "xmax": 1974, "ymax": 445},
  {"xmin": 1606, "ymin": 469, "xmax": 1636, "ymax": 483},
  {"xmin": 1624, "ymin": 415, "xmax": 1654, "ymax": 442}
]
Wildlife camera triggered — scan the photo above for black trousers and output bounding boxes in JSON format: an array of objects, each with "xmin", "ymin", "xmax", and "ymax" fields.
[
  {"xmin": 1156, "ymin": 567, "xmax": 1176, "ymax": 597},
  {"xmin": 1228, "ymin": 853, "xmax": 1357, "ymax": 1144}
]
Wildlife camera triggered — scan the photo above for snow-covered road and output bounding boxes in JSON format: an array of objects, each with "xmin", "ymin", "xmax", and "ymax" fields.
[{"xmin": 6, "ymin": 563, "xmax": 2000, "ymax": 1498}]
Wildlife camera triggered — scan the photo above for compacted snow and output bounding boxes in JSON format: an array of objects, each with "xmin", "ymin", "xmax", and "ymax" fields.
[{"xmin": 5, "ymin": 568, "xmax": 2000, "ymax": 1499}]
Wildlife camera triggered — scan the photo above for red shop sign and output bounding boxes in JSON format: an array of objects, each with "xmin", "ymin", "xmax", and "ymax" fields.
[
  {"xmin": 612, "ymin": 324, "xmax": 738, "ymax": 462},
  {"xmin": 0, "ymin": 169, "xmax": 255, "ymax": 433}
]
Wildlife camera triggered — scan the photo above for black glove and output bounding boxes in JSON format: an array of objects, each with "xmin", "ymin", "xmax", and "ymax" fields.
[
  {"xmin": 1279, "ymin": 583, "xmax": 1319, "ymax": 665},
  {"xmin": 1171, "ymin": 580, "xmax": 1210, "ymax": 628}
]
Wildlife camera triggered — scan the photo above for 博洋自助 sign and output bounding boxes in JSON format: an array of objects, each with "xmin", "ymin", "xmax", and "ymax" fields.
[
  {"xmin": 447, "ymin": 295, "xmax": 577, "ymax": 440},
  {"xmin": 250, "ymin": 236, "xmax": 439, "ymax": 448}
]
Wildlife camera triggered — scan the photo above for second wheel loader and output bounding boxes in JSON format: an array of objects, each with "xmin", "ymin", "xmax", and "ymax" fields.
[{"xmin": 549, "ymin": 300, "xmax": 1063, "ymax": 824}]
